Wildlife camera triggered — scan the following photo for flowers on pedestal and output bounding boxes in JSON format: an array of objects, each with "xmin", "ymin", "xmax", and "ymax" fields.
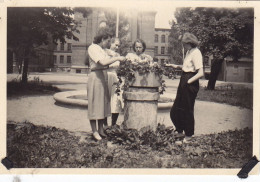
[{"xmin": 116, "ymin": 53, "xmax": 176, "ymax": 95}]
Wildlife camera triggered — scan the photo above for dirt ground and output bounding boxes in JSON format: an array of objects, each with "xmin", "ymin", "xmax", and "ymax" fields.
[{"xmin": 7, "ymin": 73, "xmax": 253, "ymax": 136}]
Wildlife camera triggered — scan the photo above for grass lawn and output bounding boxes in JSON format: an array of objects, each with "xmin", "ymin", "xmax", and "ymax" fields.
[
  {"xmin": 197, "ymin": 86, "xmax": 253, "ymax": 109},
  {"xmin": 7, "ymin": 80, "xmax": 60, "ymax": 97}
]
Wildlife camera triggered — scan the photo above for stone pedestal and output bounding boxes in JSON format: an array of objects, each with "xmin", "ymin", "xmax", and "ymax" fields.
[{"xmin": 122, "ymin": 72, "xmax": 160, "ymax": 131}]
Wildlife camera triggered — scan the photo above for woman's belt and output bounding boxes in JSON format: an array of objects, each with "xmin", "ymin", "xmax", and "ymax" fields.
[
  {"xmin": 91, "ymin": 66, "xmax": 109, "ymax": 71},
  {"xmin": 182, "ymin": 71, "xmax": 197, "ymax": 75}
]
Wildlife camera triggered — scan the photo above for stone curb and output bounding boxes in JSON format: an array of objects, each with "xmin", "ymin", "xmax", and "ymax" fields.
[
  {"xmin": 53, "ymin": 90, "xmax": 175, "ymax": 109},
  {"xmin": 54, "ymin": 90, "xmax": 88, "ymax": 107}
]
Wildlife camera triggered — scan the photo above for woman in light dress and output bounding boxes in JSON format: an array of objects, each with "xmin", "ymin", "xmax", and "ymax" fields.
[
  {"xmin": 105, "ymin": 38, "xmax": 124, "ymax": 126},
  {"xmin": 87, "ymin": 32, "xmax": 125, "ymax": 141}
]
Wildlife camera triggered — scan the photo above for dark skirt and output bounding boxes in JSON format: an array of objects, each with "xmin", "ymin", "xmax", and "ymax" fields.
[{"xmin": 170, "ymin": 71, "xmax": 199, "ymax": 136}]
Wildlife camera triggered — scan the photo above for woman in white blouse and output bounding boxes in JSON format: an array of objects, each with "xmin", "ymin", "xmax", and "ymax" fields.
[
  {"xmin": 87, "ymin": 32, "xmax": 125, "ymax": 141},
  {"xmin": 166, "ymin": 32, "xmax": 204, "ymax": 144},
  {"xmin": 105, "ymin": 38, "xmax": 123, "ymax": 126}
]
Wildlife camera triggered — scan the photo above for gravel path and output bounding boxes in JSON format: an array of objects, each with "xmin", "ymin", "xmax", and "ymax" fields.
[
  {"xmin": 7, "ymin": 96, "xmax": 252, "ymax": 135},
  {"xmin": 7, "ymin": 73, "xmax": 253, "ymax": 135}
]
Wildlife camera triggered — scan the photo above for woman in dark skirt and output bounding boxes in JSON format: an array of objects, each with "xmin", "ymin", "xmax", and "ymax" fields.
[{"xmin": 166, "ymin": 32, "xmax": 204, "ymax": 144}]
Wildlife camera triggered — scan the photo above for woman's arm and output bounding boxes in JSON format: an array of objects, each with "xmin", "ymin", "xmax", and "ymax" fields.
[
  {"xmin": 88, "ymin": 44, "xmax": 125, "ymax": 66},
  {"xmin": 165, "ymin": 63, "xmax": 183, "ymax": 69},
  {"xmin": 187, "ymin": 67, "xmax": 204, "ymax": 84},
  {"xmin": 99, "ymin": 56, "xmax": 124, "ymax": 66}
]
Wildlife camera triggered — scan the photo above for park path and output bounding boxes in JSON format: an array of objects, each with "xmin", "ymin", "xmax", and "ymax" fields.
[{"xmin": 7, "ymin": 73, "xmax": 253, "ymax": 136}]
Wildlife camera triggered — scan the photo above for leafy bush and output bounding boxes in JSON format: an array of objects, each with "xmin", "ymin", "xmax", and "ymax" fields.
[
  {"xmin": 7, "ymin": 121, "xmax": 252, "ymax": 168},
  {"xmin": 7, "ymin": 77, "xmax": 60, "ymax": 97}
]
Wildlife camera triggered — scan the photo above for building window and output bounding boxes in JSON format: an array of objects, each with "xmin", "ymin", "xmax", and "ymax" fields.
[
  {"xmin": 67, "ymin": 43, "xmax": 72, "ymax": 51},
  {"xmin": 154, "ymin": 46, "xmax": 158, "ymax": 54},
  {"xmin": 54, "ymin": 44, "xmax": 58, "ymax": 50},
  {"xmin": 67, "ymin": 56, "xmax": 71, "ymax": 63},
  {"xmin": 161, "ymin": 47, "xmax": 165, "ymax": 54},
  {"xmin": 53, "ymin": 55, "xmax": 57, "ymax": 64},
  {"xmin": 60, "ymin": 43, "xmax": 64, "ymax": 51},
  {"xmin": 233, "ymin": 65, "xmax": 238, "ymax": 75},
  {"xmin": 155, "ymin": 34, "xmax": 158, "ymax": 42},
  {"xmin": 60, "ymin": 55, "xmax": 64, "ymax": 63},
  {"xmin": 161, "ymin": 35, "xmax": 165, "ymax": 43}
]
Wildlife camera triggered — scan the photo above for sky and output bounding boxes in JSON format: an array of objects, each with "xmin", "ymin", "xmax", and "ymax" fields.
[{"xmin": 155, "ymin": 8, "xmax": 176, "ymax": 29}]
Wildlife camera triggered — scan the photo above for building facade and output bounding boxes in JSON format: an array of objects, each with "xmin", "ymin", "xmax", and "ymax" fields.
[
  {"xmin": 53, "ymin": 40, "xmax": 73, "ymax": 72},
  {"xmin": 218, "ymin": 57, "xmax": 253, "ymax": 83},
  {"xmin": 69, "ymin": 8, "xmax": 157, "ymax": 73},
  {"xmin": 154, "ymin": 28, "xmax": 172, "ymax": 64}
]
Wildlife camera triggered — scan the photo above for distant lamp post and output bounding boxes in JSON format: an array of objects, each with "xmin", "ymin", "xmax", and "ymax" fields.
[{"xmin": 116, "ymin": 7, "xmax": 119, "ymax": 37}]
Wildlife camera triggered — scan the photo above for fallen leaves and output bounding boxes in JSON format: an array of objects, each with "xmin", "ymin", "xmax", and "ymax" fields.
[{"xmin": 7, "ymin": 121, "xmax": 252, "ymax": 168}]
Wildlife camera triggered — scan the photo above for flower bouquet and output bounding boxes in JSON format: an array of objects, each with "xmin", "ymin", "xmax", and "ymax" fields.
[{"xmin": 116, "ymin": 53, "xmax": 176, "ymax": 94}]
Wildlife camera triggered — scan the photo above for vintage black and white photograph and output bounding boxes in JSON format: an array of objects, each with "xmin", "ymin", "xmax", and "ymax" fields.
[{"xmin": 2, "ymin": 0, "xmax": 258, "ymax": 173}]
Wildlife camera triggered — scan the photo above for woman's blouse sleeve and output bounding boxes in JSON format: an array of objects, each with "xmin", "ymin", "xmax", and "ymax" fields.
[
  {"xmin": 192, "ymin": 49, "xmax": 203, "ymax": 70},
  {"xmin": 88, "ymin": 44, "xmax": 107, "ymax": 63}
]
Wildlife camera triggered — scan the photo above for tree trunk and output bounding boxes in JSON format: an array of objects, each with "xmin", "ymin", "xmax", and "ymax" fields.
[
  {"xmin": 7, "ymin": 50, "xmax": 13, "ymax": 73},
  {"xmin": 22, "ymin": 50, "xmax": 29, "ymax": 84},
  {"xmin": 18, "ymin": 59, "xmax": 22, "ymax": 74},
  {"xmin": 207, "ymin": 59, "xmax": 223, "ymax": 90}
]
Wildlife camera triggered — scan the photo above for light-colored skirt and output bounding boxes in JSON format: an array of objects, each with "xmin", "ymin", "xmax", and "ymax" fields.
[
  {"xmin": 87, "ymin": 70, "xmax": 111, "ymax": 120},
  {"xmin": 108, "ymin": 72, "xmax": 123, "ymax": 113}
]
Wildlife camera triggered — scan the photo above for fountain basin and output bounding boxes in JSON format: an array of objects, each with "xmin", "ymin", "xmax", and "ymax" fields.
[{"xmin": 53, "ymin": 90, "xmax": 175, "ymax": 109}]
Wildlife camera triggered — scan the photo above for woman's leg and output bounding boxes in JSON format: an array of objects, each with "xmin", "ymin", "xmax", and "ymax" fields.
[
  {"xmin": 170, "ymin": 74, "xmax": 185, "ymax": 133},
  {"xmin": 90, "ymin": 119, "xmax": 102, "ymax": 140},
  {"xmin": 98, "ymin": 119, "xmax": 106, "ymax": 137},
  {"xmin": 90, "ymin": 120, "xmax": 97, "ymax": 132},
  {"xmin": 112, "ymin": 113, "xmax": 119, "ymax": 125},
  {"xmin": 103, "ymin": 117, "xmax": 108, "ymax": 127},
  {"xmin": 183, "ymin": 80, "xmax": 199, "ymax": 137}
]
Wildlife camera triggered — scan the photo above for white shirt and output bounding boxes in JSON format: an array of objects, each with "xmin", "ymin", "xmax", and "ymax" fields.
[
  {"xmin": 88, "ymin": 44, "xmax": 108, "ymax": 63},
  {"xmin": 88, "ymin": 44, "xmax": 109, "ymax": 70},
  {"xmin": 182, "ymin": 48, "xmax": 203, "ymax": 72}
]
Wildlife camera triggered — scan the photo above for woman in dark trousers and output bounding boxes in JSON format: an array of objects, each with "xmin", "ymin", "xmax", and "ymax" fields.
[{"xmin": 166, "ymin": 32, "xmax": 204, "ymax": 144}]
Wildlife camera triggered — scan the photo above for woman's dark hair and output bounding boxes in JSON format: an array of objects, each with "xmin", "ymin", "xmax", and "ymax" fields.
[
  {"xmin": 190, "ymin": 43, "xmax": 197, "ymax": 48},
  {"xmin": 111, "ymin": 37, "xmax": 120, "ymax": 44},
  {"xmin": 93, "ymin": 31, "xmax": 111, "ymax": 44},
  {"xmin": 132, "ymin": 39, "xmax": 146, "ymax": 52}
]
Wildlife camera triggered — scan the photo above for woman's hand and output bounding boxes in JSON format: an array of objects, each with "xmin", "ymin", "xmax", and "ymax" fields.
[
  {"xmin": 165, "ymin": 64, "xmax": 178, "ymax": 69},
  {"xmin": 187, "ymin": 67, "xmax": 204, "ymax": 84},
  {"xmin": 117, "ymin": 56, "xmax": 125, "ymax": 62}
]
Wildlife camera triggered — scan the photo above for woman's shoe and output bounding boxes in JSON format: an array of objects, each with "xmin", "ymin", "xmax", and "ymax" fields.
[
  {"xmin": 175, "ymin": 140, "xmax": 183, "ymax": 145},
  {"xmin": 93, "ymin": 132, "xmax": 102, "ymax": 141},
  {"xmin": 183, "ymin": 136, "xmax": 193, "ymax": 144},
  {"xmin": 173, "ymin": 130, "xmax": 185, "ymax": 139}
]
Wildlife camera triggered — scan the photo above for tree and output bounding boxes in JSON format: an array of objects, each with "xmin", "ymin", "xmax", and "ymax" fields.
[
  {"xmin": 169, "ymin": 8, "xmax": 253, "ymax": 89},
  {"xmin": 101, "ymin": 8, "xmax": 131, "ymax": 56},
  {"xmin": 7, "ymin": 7, "xmax": 87, "ymax": 83}
]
